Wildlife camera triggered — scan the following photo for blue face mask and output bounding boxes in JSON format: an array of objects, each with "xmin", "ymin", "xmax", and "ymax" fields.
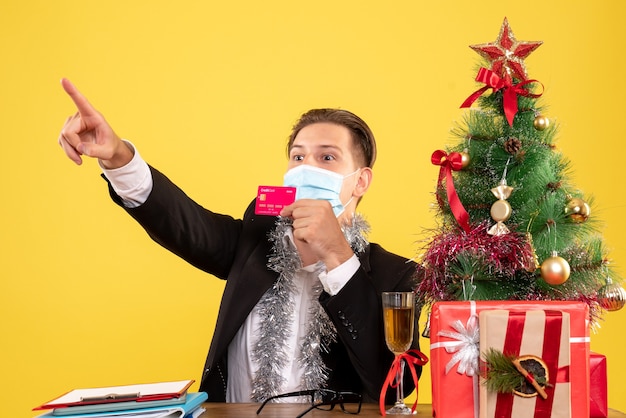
[{"xmin": 283, "ymin": 165, "xmax": 359, "ymax": 217}]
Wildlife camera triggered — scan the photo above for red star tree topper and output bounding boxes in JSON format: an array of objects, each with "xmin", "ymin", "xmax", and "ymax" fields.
[{"xmin": 470, "ymin": 17, "xmax": 543, "ymax": 81}]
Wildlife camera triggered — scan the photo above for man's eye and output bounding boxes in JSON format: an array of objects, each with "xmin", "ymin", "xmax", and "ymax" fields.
[
  {"xmin": 293, "ymin": 155, "xmax": 304, "ymax": 161},
  {"xmin": 322, "ymin": 155, "xmax": 335, "ymax": 161}
]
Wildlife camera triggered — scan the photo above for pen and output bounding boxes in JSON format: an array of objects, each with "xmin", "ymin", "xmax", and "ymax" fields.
[{"xmin": 80, "ymin": 392, "xmax": 140, "ymax": 402}]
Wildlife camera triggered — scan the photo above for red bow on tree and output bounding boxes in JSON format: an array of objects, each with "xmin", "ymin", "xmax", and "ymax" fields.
[
  {"xmin": 431, "ymin": 150, "xmax": 470, "ymax": 233},
  {"xmin": 460, "ymin": 67, "xmax": 543, "ymax": 126}
]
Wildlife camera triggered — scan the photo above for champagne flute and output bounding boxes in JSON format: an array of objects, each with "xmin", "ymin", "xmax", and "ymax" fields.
[{"xmin": 382, "ymin": 291, "xmax": 415, "ymax": 415}]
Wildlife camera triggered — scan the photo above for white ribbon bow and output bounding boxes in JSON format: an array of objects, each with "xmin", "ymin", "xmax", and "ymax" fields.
[{"xmin": 436, "ymin": 313, "xmax": 480, "ymax": 376}]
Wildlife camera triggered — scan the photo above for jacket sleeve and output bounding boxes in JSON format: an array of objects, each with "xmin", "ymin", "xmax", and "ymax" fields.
[
  {"xmin": 104, "ymin": 165, "xmax": 244, "ymax": 279},
  {"xmin": 319, "ymin": 243, "xmax": 422, "ymax": 403}
]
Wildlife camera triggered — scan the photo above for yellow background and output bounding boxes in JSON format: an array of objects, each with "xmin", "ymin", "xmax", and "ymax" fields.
[{"xmin": 1, "ymin": 1, "xmax": 624, "ymax": 416}]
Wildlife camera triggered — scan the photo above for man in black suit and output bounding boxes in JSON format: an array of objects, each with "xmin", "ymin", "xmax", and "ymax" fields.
[{"xmin": 58, "ymin": 78, "xmax": 421, "ymax": 404}]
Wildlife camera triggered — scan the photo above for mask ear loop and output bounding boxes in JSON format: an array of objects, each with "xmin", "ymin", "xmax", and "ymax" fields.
[
  {"xmin": 347, "ymin": 167, "xmax": 365, "ymax": 200},
  {"xmin": 339, "ymin": 168, "xmax": 364, "ymax": 218},
  {"xmin": 343, "ymin": 196, "xmax": 355, "ymax": 210},
  {"xmin": 343, "ymin": 168, "xmax": 362, "ymax": 179}
]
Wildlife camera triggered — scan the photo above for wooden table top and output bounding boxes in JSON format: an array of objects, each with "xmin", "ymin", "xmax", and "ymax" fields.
[{"xmin": 197, "ymin": 402, "xmax": 626, "ymax": 417}]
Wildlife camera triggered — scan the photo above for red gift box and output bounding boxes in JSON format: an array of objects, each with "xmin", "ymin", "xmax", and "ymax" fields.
[
  {"xmin": 479, "ymin": 309, "xmax": 571, "ymax": 418},
  {"xmin": 429, "ymin": 301, "xmax": 590, "ymax": 418},
  {"xmin": 590, "ymin": 352, "xmax": 608, "ymax": 418}
]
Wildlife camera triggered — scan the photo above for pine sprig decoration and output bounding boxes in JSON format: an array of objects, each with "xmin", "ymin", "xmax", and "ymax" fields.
[{"xmin": 483, "ymin": 348, "xmax": 522, "ymax": 394}]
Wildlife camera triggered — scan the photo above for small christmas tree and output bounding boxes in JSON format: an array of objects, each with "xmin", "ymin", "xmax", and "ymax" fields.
[{"xmin": 415, "ymin": 18, "xmax": 625, "ymax": 323}]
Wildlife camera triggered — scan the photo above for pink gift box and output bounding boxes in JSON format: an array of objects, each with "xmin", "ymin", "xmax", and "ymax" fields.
[
  {"xmin": 429, "ymin": 301, "xmax": 590, "ymax": 418},
  {"xmin": 589, "ymin": 352, "xmax": 608, "ymax": 418}
]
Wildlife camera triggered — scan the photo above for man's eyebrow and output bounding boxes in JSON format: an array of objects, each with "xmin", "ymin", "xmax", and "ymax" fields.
[
  {"xmin": 318, "ymin": 144, "xmax": 342, "ymax": 151},
  {"xmin": 290, "ymin": 144, "xmax": 342, "ymax": 151}
]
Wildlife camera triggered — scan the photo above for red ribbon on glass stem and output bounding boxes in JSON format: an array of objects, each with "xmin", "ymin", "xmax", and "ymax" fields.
[
  {"xmin": 379, "ymin": 349, "xmax": 429, "ymax": 416},
  {"xmin": 460, "ymin": 67, "xmax": 543, "ymax": 126},
  {"xmin": 431, "ymin": 150, "xmax": 470, "ymax": 233}
]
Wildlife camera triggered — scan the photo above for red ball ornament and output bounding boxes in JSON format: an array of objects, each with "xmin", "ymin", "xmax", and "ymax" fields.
[{"xmin": 540, "ymin": 252, "xmax": 570, "ymax": 285}]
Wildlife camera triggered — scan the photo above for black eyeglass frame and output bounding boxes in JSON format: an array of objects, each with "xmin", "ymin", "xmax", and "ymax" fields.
[{"xmin": 256, "ymin": 389, "xmax": 362, "ymax": 418}]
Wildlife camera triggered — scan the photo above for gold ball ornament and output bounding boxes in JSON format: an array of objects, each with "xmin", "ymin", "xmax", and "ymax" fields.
[
  {"xmin": 565, "ymin": 197, "xmax": 591, "ymax": 223},
  {"xmin": 540, "ymin": 253, "xmax": 570, "ymax": 285},
  {"xmin": 533, "ymin": 115, "xmax": 550, "ymax": 131},
  {"xmin": 460, "ymin": 150, "xmax": 471, "ymax": 169},
  {"xmin": 598, "ymin": 277, "xmax": 626, "ymax": 311}
]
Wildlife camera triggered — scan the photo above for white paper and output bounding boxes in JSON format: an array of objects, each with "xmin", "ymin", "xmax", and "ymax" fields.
[{"xmin": 45, "ymin": 380, "xmax": 192, "ymax": 406}]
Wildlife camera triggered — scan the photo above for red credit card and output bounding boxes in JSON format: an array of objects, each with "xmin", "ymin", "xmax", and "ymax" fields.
[{"xmin": 255, "ymin": 186, "xmax": 296, "ymax": 216}]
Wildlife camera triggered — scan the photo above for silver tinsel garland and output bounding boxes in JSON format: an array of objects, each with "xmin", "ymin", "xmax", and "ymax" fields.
[{"xmin": 250, "ymin": 214, "xmax": 370, "ymax": 402}]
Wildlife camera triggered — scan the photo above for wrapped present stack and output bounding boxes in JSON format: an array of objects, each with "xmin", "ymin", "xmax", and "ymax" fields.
[{"xmin": 414, "ymin": 18, "xmax": 624, "ymax": 418}]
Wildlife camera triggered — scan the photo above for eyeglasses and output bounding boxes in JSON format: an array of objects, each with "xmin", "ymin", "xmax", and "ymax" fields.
[{"xmin": 256, "ymin": 389, "xmax": 362, "ymax": 418}]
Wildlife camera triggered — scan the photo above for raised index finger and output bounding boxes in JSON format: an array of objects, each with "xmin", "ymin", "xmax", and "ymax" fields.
[{"xmin": 60, "ymin": 78, "xmax": 97, "ymax": 117}]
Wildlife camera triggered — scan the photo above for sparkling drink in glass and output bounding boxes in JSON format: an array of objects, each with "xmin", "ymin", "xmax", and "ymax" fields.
[{"xmin": 382, "ymin": 292, "xmax": 415, "ymax": 415}]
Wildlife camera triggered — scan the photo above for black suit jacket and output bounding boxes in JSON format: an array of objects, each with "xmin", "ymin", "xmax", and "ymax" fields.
[{"xmin": 107, "ymin": 166, "xmax": 421, "ymax": 403}]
